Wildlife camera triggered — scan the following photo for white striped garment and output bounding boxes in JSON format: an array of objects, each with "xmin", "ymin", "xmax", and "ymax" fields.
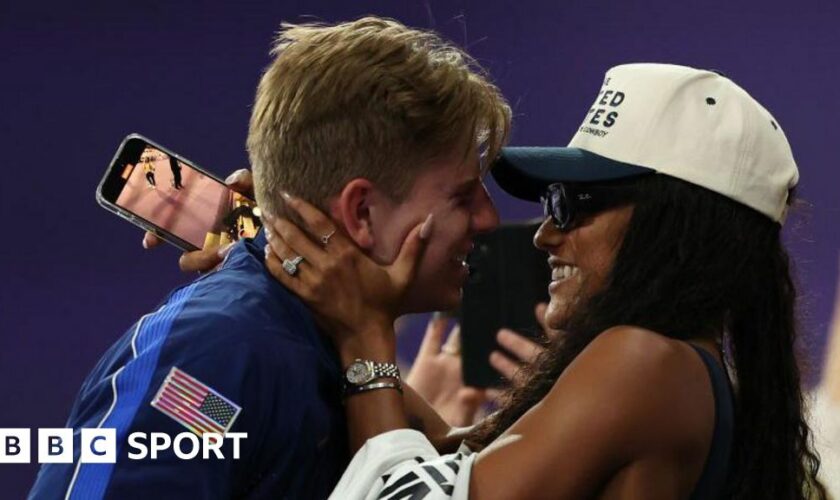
[{"xmin": 330, "ymin": 429, "xmax": 475, "ymax": 500}]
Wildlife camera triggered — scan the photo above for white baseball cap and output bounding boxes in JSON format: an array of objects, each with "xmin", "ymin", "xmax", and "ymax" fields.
[{"xmin": 493, "ymin": 63, "xmax": 799, "ymax": 223}]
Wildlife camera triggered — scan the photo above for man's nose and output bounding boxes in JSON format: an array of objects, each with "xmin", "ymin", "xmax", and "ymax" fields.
[{"xmin": 472, "ymin": 185, "xmax": 500, "ymax": 233}]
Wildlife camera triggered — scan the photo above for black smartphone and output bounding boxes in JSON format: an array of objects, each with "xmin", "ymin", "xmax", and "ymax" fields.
[
  {"xmin": 459, "ymin": 220, "xmax": 551, "ymax": 388},
  {"xmin": 96, "ymin": 134, "xmax": 261, "ymax": 252}
]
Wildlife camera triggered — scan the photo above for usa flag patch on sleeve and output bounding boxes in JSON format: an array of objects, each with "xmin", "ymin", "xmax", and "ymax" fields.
[{"xmin": 151, "ymin": 367, "xmax": 242, "ymax": 436}]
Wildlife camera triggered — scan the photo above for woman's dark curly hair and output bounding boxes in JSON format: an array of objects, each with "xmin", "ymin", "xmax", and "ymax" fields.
[{"xmin": 468, "ymin": 174, "xmax": 826, "ymax": 499}]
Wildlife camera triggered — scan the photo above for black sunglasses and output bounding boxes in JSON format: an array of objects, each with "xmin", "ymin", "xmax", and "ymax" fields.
[{"xmin": 540, "ymin": 181, "xmax": 639, "ymax": 231}]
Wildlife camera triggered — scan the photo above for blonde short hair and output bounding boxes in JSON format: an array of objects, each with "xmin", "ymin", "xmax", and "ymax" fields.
[{"xmin": 247, "ymin": 16, "xmax": 511, "ymax": 216}]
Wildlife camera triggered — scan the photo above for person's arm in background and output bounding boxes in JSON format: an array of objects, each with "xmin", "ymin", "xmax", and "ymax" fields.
[
  {"xmin": 811, "ymin": 254, "xmax": 840, "ymax": 499},
  {"xmin": 405, "ymin": 315, "xmax": 486, "ymax": 427},
  {"xmin": 404, "ymin": 303, "xmax": 561, "ymax": 428},
  {"xmin": 821, "ymin": 256, "xmax": 840, "ymax": 404}
]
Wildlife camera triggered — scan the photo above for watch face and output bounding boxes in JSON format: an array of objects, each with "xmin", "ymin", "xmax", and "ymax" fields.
[{"xmin": 346, "ymin": 361, "xmax": 373, "ymax": 385}]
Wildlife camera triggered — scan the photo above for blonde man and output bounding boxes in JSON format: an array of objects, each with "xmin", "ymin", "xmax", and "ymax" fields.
[{"xmin": 31, "ymin": 17, "xmax": 509, "ymax": 500}]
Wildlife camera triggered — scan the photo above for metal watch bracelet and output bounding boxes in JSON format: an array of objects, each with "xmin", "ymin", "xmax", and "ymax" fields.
[{"xmin": 343, "ymin": 378, "xmax": 403, "ymax": 398}]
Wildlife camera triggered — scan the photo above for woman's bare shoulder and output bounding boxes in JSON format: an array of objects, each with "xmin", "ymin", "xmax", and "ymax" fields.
[
  {"xmin": 545, "ymin": 325, "xmax": 716, "ymax": 452},
  {"xmin": 470, "ymin": 326, "xmax": 716, "ymax": 499}
]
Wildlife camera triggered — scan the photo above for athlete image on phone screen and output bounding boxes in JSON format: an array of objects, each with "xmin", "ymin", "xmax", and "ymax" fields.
[{"xmin": 99, "ymin": 135, "xmax": 261, "ymax": 251}]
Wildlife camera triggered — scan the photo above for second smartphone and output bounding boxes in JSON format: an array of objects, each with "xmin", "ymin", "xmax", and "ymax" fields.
[{"xmin": 459, "ymin": 220, "xmax": 551, "ymax": 388}]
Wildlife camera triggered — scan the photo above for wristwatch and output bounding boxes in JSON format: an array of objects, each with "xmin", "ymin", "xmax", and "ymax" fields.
[{"xmin": 343, "ymin": 359, "xmax": 401, "ymax": 387}]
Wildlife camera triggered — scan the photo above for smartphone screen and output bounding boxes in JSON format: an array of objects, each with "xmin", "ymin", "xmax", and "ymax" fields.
[
  {"xmin": 458, "ymin": 221, "xmax": 551, "ymax": 388},
  {"xmin": 97, "ymin": 134, "xmax": 260, "ymax": 251}
]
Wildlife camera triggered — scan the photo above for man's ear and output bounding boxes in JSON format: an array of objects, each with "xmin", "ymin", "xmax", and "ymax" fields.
[{"xmin": 329, "ymin": 178, "xmax": 384, "ymax": 250}]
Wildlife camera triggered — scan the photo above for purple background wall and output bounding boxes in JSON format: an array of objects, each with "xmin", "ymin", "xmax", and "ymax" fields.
[{"xmin": 2, "ymin": 1, "xmax": 838, "ymax": 496}]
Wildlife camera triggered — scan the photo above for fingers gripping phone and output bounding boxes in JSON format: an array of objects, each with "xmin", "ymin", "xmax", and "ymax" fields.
[
  {"xmin": 97, "ymin": 134, "xmax": 261, "ymax": 252},
  {"xmin": 459, "ymin": 221, "xmax": 551, "ymax": 388}
]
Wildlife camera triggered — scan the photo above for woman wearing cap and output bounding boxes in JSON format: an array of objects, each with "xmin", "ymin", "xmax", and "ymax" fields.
[{"xmin": 263, "ymin": 64, "xmax": 826, "ymax": 499}]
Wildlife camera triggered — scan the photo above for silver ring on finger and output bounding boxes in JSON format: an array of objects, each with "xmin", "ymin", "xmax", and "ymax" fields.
[
  {"xmin": 441, "ymin": 345, "xmax": 461, "ymax": 356},
  {"xmin": 282, "ymin": 255, "xmax": 305, "ymax": 276},
  {"xmin": 321, "ymin": 230, "xmax": 336, "ymax": 246}
]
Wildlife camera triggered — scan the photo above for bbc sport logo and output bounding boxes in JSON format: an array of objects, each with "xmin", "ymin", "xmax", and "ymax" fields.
[{"xmin": 0, "ymin": 429, "xmax": 247, "ymax": 463}]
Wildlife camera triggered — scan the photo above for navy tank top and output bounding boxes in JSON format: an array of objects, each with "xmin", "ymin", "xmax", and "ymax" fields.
[{"xmin": 688, "ymin": 344, "xmax": 734, "ymax": 500}]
